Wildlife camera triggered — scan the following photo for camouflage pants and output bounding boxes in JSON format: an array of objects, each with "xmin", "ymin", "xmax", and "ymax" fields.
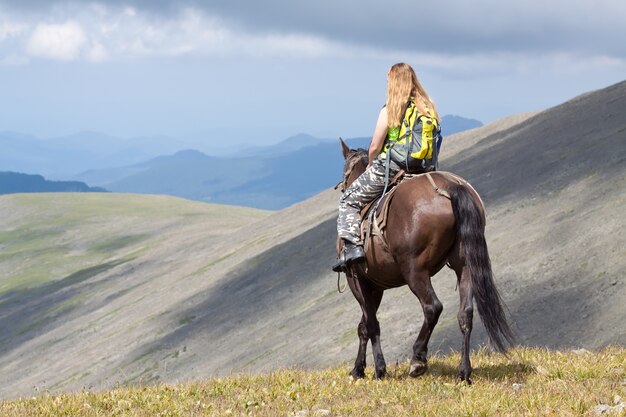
[{"xmin": 337, "ymin": 157, "xmax": 401, "ymax": 245}]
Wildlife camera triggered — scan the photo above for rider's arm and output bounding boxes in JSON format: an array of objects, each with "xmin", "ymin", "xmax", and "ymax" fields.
[{"xmin": 368, "ymin": 107, "xmax": 388, "ymax": 167}]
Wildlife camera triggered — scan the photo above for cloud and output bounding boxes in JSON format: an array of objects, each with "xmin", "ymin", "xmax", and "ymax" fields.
[
  {"xmin": 1, "ymin": 5, "xmax": 359, "ymax": 62},
  {"xmin": 26, "ymin": 21, "xmax": 86, "ymax": 60},
  {"xmin": 0, "ymin": 21, "xmax": 25, "ymax": 40},
  {"xmin": 86, "ymin": 42, "xmax": 108, "ymax": 62},
  {"xmin": 35, "ymin": 0, "xmax": 618, "ymax": 58},
  {"xmin": 0, "ymin": 0, "xmax": 625, "ymax": 71}
]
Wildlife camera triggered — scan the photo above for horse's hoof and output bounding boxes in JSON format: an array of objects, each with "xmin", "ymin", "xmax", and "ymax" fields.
[
  {"xmin": 409, "ymin": 360, "xmax": 428, "ymax": 378},
  {"xmin": 458, "ymin": 369, "xmax": 472, "ymax": 384},
  {"xmin": 374, "ymin": 369, "xmax": 387, "ymax": 380},
  {"xmin": 349, "ymin": 368, "xmax": 365, "ymax": 379},
  {"xmin": 458, "ymin": 374, "xmax": 473, "ymax": 385},
  {"xmin": 458, "ymin": 376, "xmax": 473, "ymax": 385}
]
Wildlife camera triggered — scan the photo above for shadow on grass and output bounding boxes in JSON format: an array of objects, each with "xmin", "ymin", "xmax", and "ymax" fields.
[
  {"xmin": 118, "ymin": 217, "xmax": 339, "ymax": 379},
  {"xmin": 472, "ymin": 362, "xmax": 535, "ymax": 380},
  {"xmin": 383, "ymin": 359, "xmax": 534, "ymax": 382},
  {"xmin": 0, "ymin": 258, "xmax": 132, "ymax": 356}
]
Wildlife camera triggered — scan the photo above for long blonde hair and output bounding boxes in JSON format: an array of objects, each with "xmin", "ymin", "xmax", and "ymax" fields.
[{"xmin": 385, "ymin": 63, "xmax": 439, "ymax": 128}]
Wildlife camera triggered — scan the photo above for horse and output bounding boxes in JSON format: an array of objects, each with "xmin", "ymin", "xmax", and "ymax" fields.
[{"xmin": 336, "ymin": 139, "xmax": 514, "ymax": 383}]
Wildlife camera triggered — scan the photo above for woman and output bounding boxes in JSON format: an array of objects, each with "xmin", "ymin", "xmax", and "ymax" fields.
[{"xmin": 332, "ymin": 62, "xmax": 440, "ymax": 272}]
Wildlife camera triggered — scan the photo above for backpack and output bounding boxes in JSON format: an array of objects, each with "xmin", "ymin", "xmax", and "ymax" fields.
[{"xmin": 387, "ymin": 101, "xmax": 442, "ymax": 173}]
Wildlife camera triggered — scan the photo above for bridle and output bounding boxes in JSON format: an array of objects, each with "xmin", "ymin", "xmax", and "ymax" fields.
[{"xmin": 334, "ymin": 150, "xmax": 368, "ymax": 193}]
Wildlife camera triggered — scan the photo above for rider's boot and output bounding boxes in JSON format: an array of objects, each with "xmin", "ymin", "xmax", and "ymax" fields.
[{"xmin": 332, "ymin": 240, "xmax": 365, "ymax": 272}]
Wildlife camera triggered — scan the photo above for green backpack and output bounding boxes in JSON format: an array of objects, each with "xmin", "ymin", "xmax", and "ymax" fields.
[{"xmin": 385, "ymin": 101, "xmax": 441, "ymax": 173}]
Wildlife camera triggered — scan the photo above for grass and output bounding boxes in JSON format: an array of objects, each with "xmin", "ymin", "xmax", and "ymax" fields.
[
  {"xmin": 1, "ymin": 346, "xmax": 624, "ymax": 416},
  {"xmin": 0, "ymin": 192, "xmax": 269, "ymax": 295}
]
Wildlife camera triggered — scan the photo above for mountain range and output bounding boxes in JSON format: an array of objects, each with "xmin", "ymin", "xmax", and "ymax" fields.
[
  {"xmin": 0, "ymin": 80, "xmax": 624, "ymax": 398},
  {"xmin": 0, "ymin": 131, "xmax": 187, "ymax": 179},
  {"xmin": 1, "ymin": 115, "xmax": 482, "ymax": 209},
  {"xmin": 70, "ymin": 115, "xmax": 482, "ymax": 209}
]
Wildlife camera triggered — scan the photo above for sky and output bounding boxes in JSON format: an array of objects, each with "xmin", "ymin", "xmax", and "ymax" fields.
[{"xmin": 1, "ymin": 0, "xmax": 625, "ymax": 149}]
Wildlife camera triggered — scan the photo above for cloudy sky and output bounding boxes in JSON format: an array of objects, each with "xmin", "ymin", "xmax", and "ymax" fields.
[{"xmin": 1, "ymin": 0, "xmax": 625, "ymax": 148}]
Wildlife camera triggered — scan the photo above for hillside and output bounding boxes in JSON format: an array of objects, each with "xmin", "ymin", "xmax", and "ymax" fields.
[
  {"xmin": 0, "ymin": 80, "xmax": 625, "ymax": 399},
  {"xmin": 0, "ymin": 171, "xmax": 106, "ymax": 194}
]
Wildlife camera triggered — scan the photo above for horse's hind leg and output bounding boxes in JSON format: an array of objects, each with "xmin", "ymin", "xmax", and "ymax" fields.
[
  {"xmin": 405, "ymin": 267, "xmax": 443, "ymax": 377},
  {"xmin": 449, "ymin": 245, "xmax": 474, "ymax": 383},
  {"xmin": 455, "ymin": 263, "xmax": 474, "ymax": 383},
  {"xmin": 346, "ymin": 273, "xmax": 386, "ymax": 379}
]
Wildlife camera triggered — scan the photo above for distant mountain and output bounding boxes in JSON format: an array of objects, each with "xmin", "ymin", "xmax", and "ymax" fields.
[
  {"xmin": 0, "ymin": 171, "xmax": 106, "ymax": 194},
  {"xmin": 76, "ymin": 145, "xmax": 345, "ymax": 210},
  {"xmin": 0, "ymin": 131, "xmax": 186, "ymax": 179},
  {"xmin": 4, "ymin": 114, "xmax": 482, "ymax": 208},
  {"xmin": 72, "ymin": 116, "xmax": 484, "ymax": 210},
  {"xmin": 441, "ymin": 115, "xmax": 483, "ymax": 136},
  {"xmin": 221, "ymin": 133, "xmax": 334, "ymax": 157}
]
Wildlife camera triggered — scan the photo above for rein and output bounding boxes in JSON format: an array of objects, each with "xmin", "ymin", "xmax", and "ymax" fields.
[{"xmin": 337, "ymin": 272, "xmax": 347, "ymax": 293}]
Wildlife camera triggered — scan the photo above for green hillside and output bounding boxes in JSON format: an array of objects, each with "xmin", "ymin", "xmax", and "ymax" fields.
[
  {"xmin": 0, "ymin": 189, "xmax": 336, "ymax": 398},
  {"xmin": 0, "ymin": 193, "xmax": 268, "ymax": 295}
]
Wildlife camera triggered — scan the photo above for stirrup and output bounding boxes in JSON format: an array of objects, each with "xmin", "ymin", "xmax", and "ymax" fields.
[
  {"xmin": 345, "ymin": 241, "xmax": 365, "ymax": 261},
  {"xmin": 332, "ymin": 242, "xmax": 365, "ymax": 272},
  {"xmin": 332, "ymin": 260, "xmax": 346, "ymax": 273}
]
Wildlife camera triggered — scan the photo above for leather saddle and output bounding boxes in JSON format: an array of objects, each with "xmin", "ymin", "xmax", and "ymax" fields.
[{"xmin": 359, "ymin": 170, "xmax": 413, "ymax": 251}]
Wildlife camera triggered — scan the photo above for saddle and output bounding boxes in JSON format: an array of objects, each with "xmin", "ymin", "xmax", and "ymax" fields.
[{"xmin": 359, "ymin": 170, "xmax": 412, "ymax": 252}]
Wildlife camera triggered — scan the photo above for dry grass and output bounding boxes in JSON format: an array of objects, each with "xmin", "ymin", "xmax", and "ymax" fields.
[{"xmin": 1, "ymin": 346, "xmax": 624, "ymax": 416}]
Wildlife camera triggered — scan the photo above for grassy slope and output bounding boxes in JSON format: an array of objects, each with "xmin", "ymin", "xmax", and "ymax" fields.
[
  {"xmin": 0, "ymin": 193, "xmax": 269, "ymax": 295},
  {"xmin": 0, "ymin": 189, "xmax": 340, "ymax": 399},
  {"xmin": 1, "ymin": 81, "xmax": 625, "ymax": 401},
  {"xmin": 1, "ymin": 347, "xmax": 624, "ymax": 416},
  {"xmin": 0, "ymin": 193, "xmax": 272, "ymax": 398}
]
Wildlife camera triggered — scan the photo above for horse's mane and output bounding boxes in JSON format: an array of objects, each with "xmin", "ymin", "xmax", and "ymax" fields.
[
  {"xmin": 348, "ymin": 148, "xmax": 368, "ymax": 163},
  {"xmin": 345, "ymin": 148, "xmax": 368, "ymax": 170},
  {"xmin": 338, "ymin": 148, "xmax": 369, "ymax": 192}
]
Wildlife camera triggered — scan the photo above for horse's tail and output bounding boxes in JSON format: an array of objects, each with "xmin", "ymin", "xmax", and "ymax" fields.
[{"xmin": 449, "ymin": 183, "xmax": 515, "ymax": 353}]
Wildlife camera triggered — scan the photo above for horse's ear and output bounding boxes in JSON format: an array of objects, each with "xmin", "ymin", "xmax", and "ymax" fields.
[{"xmin": 339, "ymin": 137, "xmax": 350, "ymax": 159}]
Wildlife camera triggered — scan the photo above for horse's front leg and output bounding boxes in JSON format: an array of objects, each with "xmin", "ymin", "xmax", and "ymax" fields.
[
  {"xmin": 363, "ymin": 283, "xmax": 386, "ymax": 379},
  {"xmin": 346, "ymin": 273, "xmax": 386, "ymax": 379},
  {"xmin": 350, "ymin": 316, "xmax": 368, "ymax": 379},
  {"xmin": 346, "ymin": 273, "xmax": 368, "ymax": 378},
  {"xmin": 368, "ymin": 311, "xmax": 386, "ymax": 379}
]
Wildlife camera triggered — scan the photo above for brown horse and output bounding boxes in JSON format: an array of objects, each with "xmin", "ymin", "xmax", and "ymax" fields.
[{"xmin": 337, "ymin": 140, "xmax": 514, "ymax": 383}]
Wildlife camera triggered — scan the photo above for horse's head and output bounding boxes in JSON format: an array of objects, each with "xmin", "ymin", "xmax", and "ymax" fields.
[{"xmin": 337, "ymin": 138, "xmax": 368, "ymax": 192}]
